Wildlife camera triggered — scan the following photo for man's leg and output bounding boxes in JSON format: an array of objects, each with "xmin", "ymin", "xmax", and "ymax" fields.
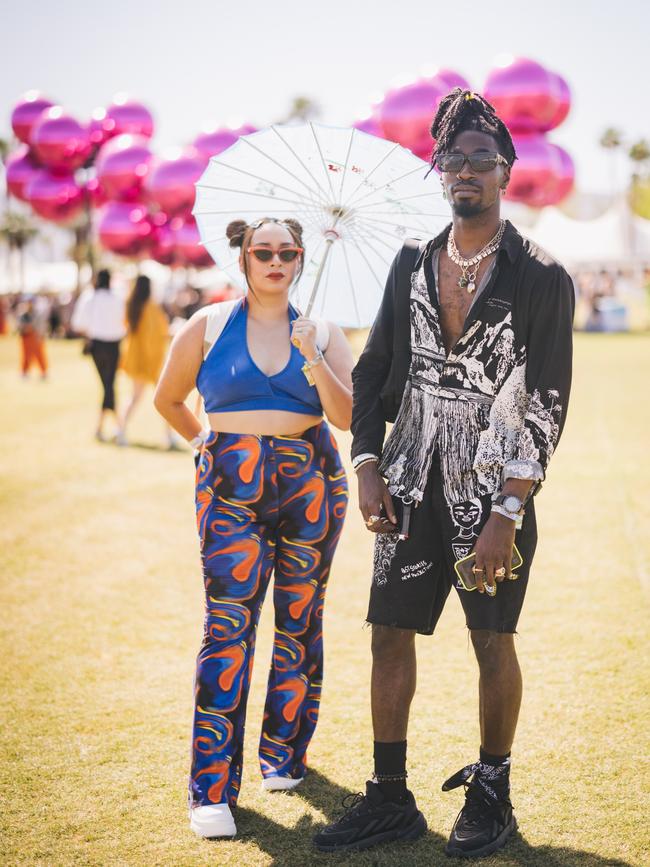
[
  {"xmin": 471, "ymin": 630, "xmax": 522, "ymax": 755},
  {"xmin": 371, "ymin": 625, "xmax": 416, "ymax": 741}
]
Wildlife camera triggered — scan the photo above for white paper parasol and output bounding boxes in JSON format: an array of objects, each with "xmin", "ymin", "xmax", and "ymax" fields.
[{"xmin": 193, "ymin": 122, "xmax": 451, "ymax": 327}]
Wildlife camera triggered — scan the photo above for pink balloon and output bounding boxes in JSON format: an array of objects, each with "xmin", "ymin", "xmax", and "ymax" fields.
[
  {"xmin": 547, "ymin": 143, "xmax": 575, "ymax": 203},
  {"xmin": 192, "ymin": 124, "xmax": 257, "ymax": 164},
  {"xmin": 150, "ymin": 218, "xmax": 177, "ymax": 266},
  {"xmin": 145, "ymin": 152, "xmax": 204, "ymax": 215},
  {"xmin": 84, "ymin": 173, "xmax": 107, "ymax": 208},
  {"xmin": 26, "ymin": 169, "xmax": 84, "ymax": 223},
  {"xmin": 97, "ymin": 201, "xmax": 155, "ymax": 256},
  {"xmin": 434, "ymin": 69, "xmax": 471, "ymax": 91},
  {"xmin": 353, "ymin": 115, "xmax": 384, "ymax": 137},
  {"xmin": 30, "ymin": 107, "xmax": 91, "ymax": 173},
  {"xmin": 174, "ymin": 217, "xmax": 214, "ymax": 268},
  {"xmin": 506, "ymin": 134, "xmax": 572, "ymax": 208},
  {"xmin": 484, "ymin": 57, "xmax": 571, "ymax": 134},
  {"xmin": 546, "ymin": 73, "xmax": 571, "ymax": 131},
  {"xmin": 88, "ymin": 108, "xmax": 116, "ymax": 148},
  {"xmin": 95, "ymin": 134, "xmax": 154, "ymax": 200},
  {"xmin": 11, "ymin": 92, "xmax": 55, "ymax": 144},
  {"xmin": 379, "ymin": 75, "xmax": 453, "ymax": 154},
  {"xmin": 5, "ymin": 146, "xmax": 41, "ymax": 202},
  {"xmin": 105, "ymin": 96, "xmax": 154, "ymax": 138}
]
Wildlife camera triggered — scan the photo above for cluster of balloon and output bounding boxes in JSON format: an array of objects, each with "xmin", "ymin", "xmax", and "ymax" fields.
[
  {"xmin": 6, "ymin": 90, "xmax": 256, "ymax": 267},
  {"xmin": 484, "ymin": 57, "xmax": 575, "ymax": 206},
  {"xmin": 353, "ymin": 59, "xmax": 574, "ymax": 208}
]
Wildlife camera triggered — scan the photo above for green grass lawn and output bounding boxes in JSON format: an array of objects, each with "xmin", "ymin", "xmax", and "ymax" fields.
[{"xmin": 1, "ymin": 333, "xmax": 649, "ymax": 867}]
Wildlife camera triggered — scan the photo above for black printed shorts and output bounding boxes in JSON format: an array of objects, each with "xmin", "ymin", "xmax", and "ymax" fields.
[{"xmin": 367, "ymin": 458, "xmax": 538, "ymax": 634}]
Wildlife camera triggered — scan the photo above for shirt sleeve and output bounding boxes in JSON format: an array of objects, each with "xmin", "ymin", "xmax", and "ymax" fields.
[
  {"xmin": 350, "ymin": 250, "xmax": 399, "ymax": 461},
  {"xmin": 504, "ymin": 263, "xmax": 575, "ymax": 482}
]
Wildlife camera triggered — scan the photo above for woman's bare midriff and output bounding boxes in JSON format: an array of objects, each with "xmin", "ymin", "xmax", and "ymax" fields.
[{"xmin": 207, "ymin": 409, "xmax": 323, "ymax": 436}]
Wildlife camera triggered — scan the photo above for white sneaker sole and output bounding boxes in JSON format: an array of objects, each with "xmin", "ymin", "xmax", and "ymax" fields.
[
  {"xmin": 261, "ymin": 776, "xmax": 304, "ymax": 792},
  {"xmin": 189, "ymin": 806, "xmax": 236, "ymax": 838}
]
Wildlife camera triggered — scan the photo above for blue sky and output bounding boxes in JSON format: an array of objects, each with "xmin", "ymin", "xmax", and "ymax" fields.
[{"xmin": 2, "ymin": 0, "xmax": 648, "ymax": 193}]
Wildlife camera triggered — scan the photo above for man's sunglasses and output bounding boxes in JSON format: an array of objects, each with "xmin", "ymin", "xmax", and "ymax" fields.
[
  {"xmin": 247, "ymin": 246, "xmax": 303, "ymax": 263},
  {"xmin": 435, "ymin": 152, "xmax": 509, "ymax": 173}
]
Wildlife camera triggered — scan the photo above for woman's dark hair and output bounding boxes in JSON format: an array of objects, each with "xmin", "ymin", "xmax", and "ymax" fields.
[
  {"xmin": 226, "ymin": 217, "xmax": 305, "ymax": 289},
  {"xmin": 429, "ymin": 88, "xmax": 517, "ymax": 169},
  {"xmin": 126, "ymin": 275, "xmax": 151, "ymax": 333},
  {"xmin": 95, "ymin": 268, "xmax": 111, "ymax": 290}
]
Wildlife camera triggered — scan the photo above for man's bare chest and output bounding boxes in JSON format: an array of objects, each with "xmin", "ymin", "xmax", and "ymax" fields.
[{"xmin": 437, "ymin": 252, "xmax": 495, "ymax": 353}]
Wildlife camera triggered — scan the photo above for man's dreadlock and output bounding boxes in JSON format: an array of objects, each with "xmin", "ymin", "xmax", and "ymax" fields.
[{"xmin": 429, "ymin": 88, "xmax": 517, "ymax": 169}]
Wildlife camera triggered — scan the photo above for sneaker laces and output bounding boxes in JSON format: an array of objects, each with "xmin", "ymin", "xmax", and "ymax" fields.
[
  {"xmin": 334, "ymin": 792, "xmax": 368, "ymax": 823},
  {"xmin": 442, "ymin": 762, "xmax": 508, "ymax": 826}
]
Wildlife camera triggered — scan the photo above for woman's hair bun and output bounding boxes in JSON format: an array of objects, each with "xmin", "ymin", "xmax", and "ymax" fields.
[
  {"xmin": 283, "ymin": 218, "xmax": 303, "ymax": 242},
  {"xmin": 226, "ymin": 219, "xmax": 249, "ymax": 248}
]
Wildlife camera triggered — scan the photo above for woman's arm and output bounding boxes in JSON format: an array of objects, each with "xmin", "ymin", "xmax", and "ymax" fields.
[
  {"xmin": 153, "ymin": 311, "xmax": 207, "ymax": 441},
  {"xmin": 291, "ymin": 318, "xmax": 354, "ymax": 431}
]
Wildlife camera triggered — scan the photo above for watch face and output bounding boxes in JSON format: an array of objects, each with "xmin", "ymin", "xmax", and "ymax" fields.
[{"xmin": 503, "ymin": 495, "xmax": 522, "ymax": 512}]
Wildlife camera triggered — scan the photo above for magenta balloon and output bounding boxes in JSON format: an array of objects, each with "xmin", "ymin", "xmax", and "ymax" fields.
[
  {"xmin": 353, "ymin": 115, "xmax": 384, "ymax": 137},
  {"xmin": 5, "ymin": 146, "xmax": 41, "ymax": 202},
  {"xmin": 105, "ymin": 96, "xmax": 154, "ymax": 138},
  {"xmin": 434, "ymin": 69, "xmax": 471, "ymax": 92},
  {"xmin": 506, "ymin": 134, "xmax": 568, "ymax": 208},
  {"xmin": 174, "ymin": 217, "xmax": 214, "ymax": 268},
  {"xmin": 84, "ymin": 174, "xmax": 107, "ymax": 208},
  {"xmin": 95, "ymin": 134, "xmax": 153, "ymax": 200},
  {"xmin": 545, "ymin": 73, "xmax": 571, "ymax": 131},
  {"xmin": 192, "ymin": 124, "xmax": 257, "ymax": 163},
  {"xmin": 150, "ymin": 218, "xmax": 177, "ymax": 266},
  {"xmin": 97, "ymin": 201, "xmax": 154, "ymax": 256},
  {"xmin": 547, "ymin": 143, "xmax": 575, "ymax": 203},
  {"xmin": 145, "ymin": 153, "xmax": 204, "ymax": 215},
  {"xmin": 11, "ymin": 92, "xmax": 55, "ymax": 144},
  {"xmin": 30, "ymin": 107, "xmax": 91, "ymax": 172},
  {"xmin": 380, "ymin": 77, "xmax": 448, "ymax": 153},
  {"xmin": 484, "ymin": 57, "xmax": 570, "ymax": 134},
  {"xmin": 88, "ymin": 108, "xmax": 116, "ymax": 148},
  {"xmin": 26, "ymin": 169, "xmax": 84, "ymax": 223}
]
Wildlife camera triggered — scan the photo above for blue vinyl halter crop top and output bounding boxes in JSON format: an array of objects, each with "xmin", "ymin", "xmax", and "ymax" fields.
[{"xmin": 197, "ymin": 300, "xmax": 323, "ymax": 416}]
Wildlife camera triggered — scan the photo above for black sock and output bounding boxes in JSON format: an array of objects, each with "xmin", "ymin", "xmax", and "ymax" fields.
[
  {"xmin": 477, "ymin": 748, "xmax": 511, "ymax": 799},
  {"xmin": 373, "ymin": 740, "xmax": 407, "ymax": 803}
]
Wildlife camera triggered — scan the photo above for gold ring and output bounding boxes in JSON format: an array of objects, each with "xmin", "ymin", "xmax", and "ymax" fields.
[
  {"xmin": 485, "ymin": 584, "xmax": 496, "ymax": 596},
  {"xmin": 471, "ymin": 565, "xmax": 485, "ymax": 574},
  {"xmin": 495, "ymin": 567, "xmax": 506, "ymax": 578}
]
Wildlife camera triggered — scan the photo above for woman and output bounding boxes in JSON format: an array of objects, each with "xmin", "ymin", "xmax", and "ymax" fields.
[
  {"xmin": 154, "ymin": 217, "xmax": 353, "ymax": 839},
  {"xmin": 71, "ymin": 269, "xmax": 125, "ymax": 441},
  {"xmin": 117, "ymin": 275, "xmax": 175, "ymax": 448}
]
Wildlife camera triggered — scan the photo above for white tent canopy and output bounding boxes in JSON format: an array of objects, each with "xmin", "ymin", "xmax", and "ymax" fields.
[{"xmin": 523, "ymin": 199, "xmax": 650, "ymax": 268}]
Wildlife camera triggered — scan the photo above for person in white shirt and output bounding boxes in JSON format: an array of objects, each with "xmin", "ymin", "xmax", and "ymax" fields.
[{"xmin": 72, "ymin": 269, "xmax": 126, "ymax": 441}]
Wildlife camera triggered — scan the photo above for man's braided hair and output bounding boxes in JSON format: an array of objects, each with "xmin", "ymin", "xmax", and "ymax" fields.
[{"xmin": 429, "ymin": 88, "xmax": 517, "ymax": 169}]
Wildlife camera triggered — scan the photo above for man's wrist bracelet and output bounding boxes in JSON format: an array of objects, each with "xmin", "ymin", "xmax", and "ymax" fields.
[
  {"xmin": 491, "ymin": 504, "xmax": 524, "ymax": 529},
  {"xmin": 353, "ymin": 457, "xmax": 379, "ymax": 474},
  {"xmin": 352, "ymin": 452, "xmax": 379, "ymax": 469}
]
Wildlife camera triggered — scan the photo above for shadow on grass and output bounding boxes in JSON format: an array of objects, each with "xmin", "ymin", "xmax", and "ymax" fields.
[{"xmin": 210, "ymin": 769, "xmax": 635, "ymax": 867}]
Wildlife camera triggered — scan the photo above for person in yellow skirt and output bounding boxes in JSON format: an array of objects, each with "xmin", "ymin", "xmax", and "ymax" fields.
[{"xmin": 117, "ymin": 275, "xmax": 177, "ymax": 448}]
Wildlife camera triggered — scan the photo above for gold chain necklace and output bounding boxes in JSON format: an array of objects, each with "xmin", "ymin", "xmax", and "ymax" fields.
[{"xmin": 447, "ymin": 221, "xmax": 505, "ymax": 293}]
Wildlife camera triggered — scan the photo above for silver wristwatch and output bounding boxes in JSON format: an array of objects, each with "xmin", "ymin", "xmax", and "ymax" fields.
[{"xmin": 492, "ymin": 493, "xmax": 524, "ymax": 515}]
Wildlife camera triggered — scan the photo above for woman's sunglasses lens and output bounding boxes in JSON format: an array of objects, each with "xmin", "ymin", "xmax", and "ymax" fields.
[
  {"xmin": 279, "ymin": 250, "xmax": 299, "ymax": 262},
  {"xmin": 252, "ymin": 249, "xmax": 273, "ymax": 262}
]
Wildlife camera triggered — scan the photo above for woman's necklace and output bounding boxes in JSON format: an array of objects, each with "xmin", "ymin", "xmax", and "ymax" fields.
[{"xmin": 447, "ymin": 220, "xmax": 505, "ymax": 293}]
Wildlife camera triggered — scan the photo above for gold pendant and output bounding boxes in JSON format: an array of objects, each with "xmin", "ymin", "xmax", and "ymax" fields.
[{"xmin": 467, "ymin": 281, "xmax": 476, "ymax": 294}]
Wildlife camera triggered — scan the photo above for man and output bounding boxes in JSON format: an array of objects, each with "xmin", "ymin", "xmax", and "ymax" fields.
[{"xmin": 314, "ymin": 90, "xmax": 574, "ymax": 858}]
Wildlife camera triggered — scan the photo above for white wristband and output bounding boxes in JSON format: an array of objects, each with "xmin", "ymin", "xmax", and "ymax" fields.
[
  {"xmin": 352, "ymin": 452, "xmax": 380, "ymax": 469},
  {"xmin": 189, "ymin": 429, "xmax": 210, "ymax": 450}
]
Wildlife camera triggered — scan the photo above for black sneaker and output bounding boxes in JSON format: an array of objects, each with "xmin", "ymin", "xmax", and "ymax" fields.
[
  {"xmin": 313, "ymin": 780, "xmax": 427, "ymax": 853},
  {"xmin": 443, "ymin": 763, "xmax": 517, "ymax": 859}
]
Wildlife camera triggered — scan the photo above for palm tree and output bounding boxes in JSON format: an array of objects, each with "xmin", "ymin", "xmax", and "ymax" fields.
[
  {"xmin": 0, "ymin": 211, "xmax": 39, "ymax": 293},
  {"xmin": 629, "ymin": 140, "xmax": 650, "ymax": 220},
  {"xmin": 599, "ymin": 128, "xmax": 623, "ymax": 194},
  {"xmin": 282, "ymin": 96, "xmax": 320, "ymax": 124},
  {"xmin": 629, "ymin": 139, "xmax": 650, "ymax": 170}
]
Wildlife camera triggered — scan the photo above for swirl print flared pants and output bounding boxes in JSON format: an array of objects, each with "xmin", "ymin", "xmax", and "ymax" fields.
[{"xmin": 190, "ymin": 421, "xmax": 348, "ymax": 807}]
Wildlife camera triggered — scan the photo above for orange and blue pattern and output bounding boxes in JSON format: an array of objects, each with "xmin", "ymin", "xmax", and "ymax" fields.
[{"xmin": 190, "ymin": 421, "xmax": 348, "ymax": 807}]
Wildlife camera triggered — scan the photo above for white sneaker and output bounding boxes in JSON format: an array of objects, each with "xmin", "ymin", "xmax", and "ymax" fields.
[
  {"xmin": 261, "ymin": 775, "xmax": 304, "ymax": 792},
  {"xmin": 189, "ymin": 804, "xmax": 236, "ymax": 838}
]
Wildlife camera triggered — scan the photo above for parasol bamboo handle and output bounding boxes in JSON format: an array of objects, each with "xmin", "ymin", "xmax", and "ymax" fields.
[{"xmin": 305, "ymin": 235, "xmax": 336, "ymax": 318}]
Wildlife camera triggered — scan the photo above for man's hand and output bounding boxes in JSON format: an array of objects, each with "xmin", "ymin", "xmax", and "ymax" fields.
[
  {"xmin": 473, "ymin": 512, "xmax": 516, "ymax": 593},
  {"xmin": 357, "ymin": 462, "xmax": 398, "ymax": 533}
]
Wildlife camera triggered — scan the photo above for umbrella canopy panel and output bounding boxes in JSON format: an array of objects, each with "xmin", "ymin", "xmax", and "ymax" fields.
[{"xmin": 193, "ymin": 122, "xmax": 450, "ymax": 327}]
